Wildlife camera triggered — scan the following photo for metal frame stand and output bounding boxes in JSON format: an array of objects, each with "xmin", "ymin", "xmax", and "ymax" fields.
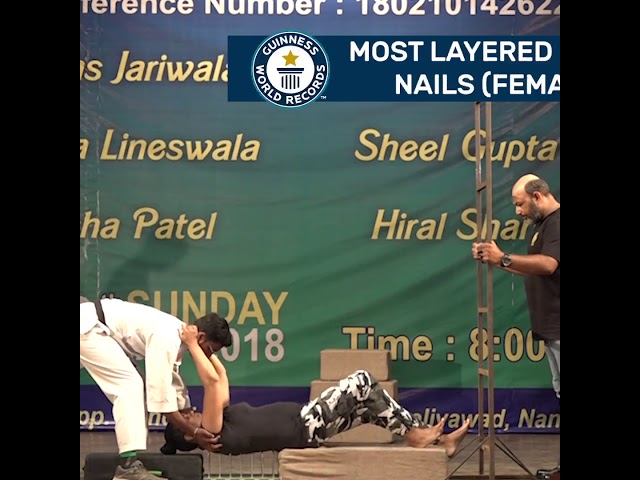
[{"xmin": 446, "ymin": 102, "xmax": 535, "ymax": 480}]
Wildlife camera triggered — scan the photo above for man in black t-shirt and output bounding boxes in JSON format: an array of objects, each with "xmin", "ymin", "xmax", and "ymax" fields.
[{"xmin": 472, "ymin": 174, "xmax": 560, "ymax": 479}]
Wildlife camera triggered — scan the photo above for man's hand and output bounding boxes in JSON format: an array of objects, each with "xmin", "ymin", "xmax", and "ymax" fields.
[
  {"xmin": 471, "ymin": 242, "xmax": 483, "ymax": 261},
  {"xmin": 193, "ymin": 427, "xmax": 223, "ymax": 452},
  {"xmin": 180, "ymin": 325, "xmax": 200, "ymax": 348},
  {"xmin": 473, "ymin": 241, "xmax": 504, "ymax": 266}
]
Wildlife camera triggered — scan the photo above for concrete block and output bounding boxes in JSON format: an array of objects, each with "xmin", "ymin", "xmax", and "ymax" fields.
[
  {"xmin": 279, "ymin": 445, "xmax": 448, "ymax": 480},
  {"xmin": 320, "ymin": 349, "xmax": 391, "ymax": 381}
]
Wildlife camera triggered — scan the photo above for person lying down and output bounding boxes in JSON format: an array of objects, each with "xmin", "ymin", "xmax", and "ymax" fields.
[{"xmin": 161, "ymin": 323, "xmax": 470, "ymax": 457}]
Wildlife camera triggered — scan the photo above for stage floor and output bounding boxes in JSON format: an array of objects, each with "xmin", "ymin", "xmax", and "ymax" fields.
[{"xmin": 80, "ymin": 430, "xmax": 559, "ymax": 479}]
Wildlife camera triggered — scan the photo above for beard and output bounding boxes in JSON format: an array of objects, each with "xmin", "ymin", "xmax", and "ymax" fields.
[{"xmin": 526, "ymin": 203, "xmax": 544, "ymax": 225}]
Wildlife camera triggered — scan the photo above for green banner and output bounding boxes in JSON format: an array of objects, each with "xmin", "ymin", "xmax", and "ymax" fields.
[{"xmin": 80, "ymin": 8, "xmax": 560, "ymax": 393}]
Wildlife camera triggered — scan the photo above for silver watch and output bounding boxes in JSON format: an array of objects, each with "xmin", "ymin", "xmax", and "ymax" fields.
[{"xmin": 500, "ymin": 253, "xmax": 512, "ymax": 267}]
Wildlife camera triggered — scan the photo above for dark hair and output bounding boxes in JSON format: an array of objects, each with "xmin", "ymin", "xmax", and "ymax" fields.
[
  {"xmin": 195, "ymin": 312, "xmax": 232, "ymax": 347},
  {"xmin": 524, "ymin": 178, "xmax": 551, "ymax": 197},
  {"xmin": 160, "ymin": 421, "xmax": 200, "ymax": 455}
]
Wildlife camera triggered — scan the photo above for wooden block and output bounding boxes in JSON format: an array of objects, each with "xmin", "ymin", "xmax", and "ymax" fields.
[
  {"xmin": 278, "ymin": 445, "xmax": 448, "ymax": 480},
  {"xmin": 320, "ymin": 349, "xmax": 391, "ymax": 381},
  {"xmin": 322, "ymin": 423, "xmax": 396, "ymax": 444},
  {"xmin": 82, "ymin": 452, "xmax": 203, "ymax": 480}
]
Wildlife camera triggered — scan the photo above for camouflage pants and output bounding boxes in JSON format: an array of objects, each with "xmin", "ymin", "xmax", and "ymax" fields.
[{"xmin": 300, "ymin": 369, "xmax": 423, "ymax": 441}]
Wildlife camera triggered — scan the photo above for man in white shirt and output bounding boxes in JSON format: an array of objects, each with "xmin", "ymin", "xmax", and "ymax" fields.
[{"xmin": 80, "ymin": 298, "xmax": 230, "ymax": 480}]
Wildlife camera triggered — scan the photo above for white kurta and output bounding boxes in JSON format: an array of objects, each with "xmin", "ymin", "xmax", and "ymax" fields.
[{"xmin": 80, "ymin": 298, "xmax": 191, "ymax": 453}]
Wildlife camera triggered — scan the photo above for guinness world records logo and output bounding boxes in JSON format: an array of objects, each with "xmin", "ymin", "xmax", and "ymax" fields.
[{"xmin": 252, "ymin": 31, "xmax": 329, "ymax": 108}]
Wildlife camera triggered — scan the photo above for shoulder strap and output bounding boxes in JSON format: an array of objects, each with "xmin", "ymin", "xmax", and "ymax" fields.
[{"xmin": 93, "ymin": 299, "xmax": 106, "ymax": 325}]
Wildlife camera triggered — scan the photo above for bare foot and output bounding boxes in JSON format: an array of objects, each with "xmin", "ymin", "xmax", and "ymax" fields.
[
  {"xmin": 405, "ymin": 418, "xmax": 445, "ymax": 448},
  {"xmin": 438, "ymin": 418, "xmax": 471, "ymax": 457}
]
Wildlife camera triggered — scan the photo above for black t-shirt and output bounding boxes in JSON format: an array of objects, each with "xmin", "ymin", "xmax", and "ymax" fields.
[
  {"xmin": 216, "ymin": 401, "xmax": 313, "ymax": 455},
  {"xmin": 524, "ymin": 208, "xmax": 560, "ymax": 341}
]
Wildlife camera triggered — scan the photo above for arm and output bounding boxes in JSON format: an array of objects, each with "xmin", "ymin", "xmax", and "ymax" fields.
[
  {"xmin": 146, "ymin": 329, "xmax": 221, "ymax": 451},
  {"xmin": 209, "ymin": 353, "xmax": 230, "ymax": 407},
  {"xmin": 497, "ymin": 253, "xmax": 558, "ymax": 276},
  {"xmin": 209, "ymin": 353, "xmax": 227, "ymax": 379},
  {"xmin": 495, "ymin": 265, "xmax": 525, "ymax": 276},
  {"xmin": 183, "ymin": 330, "xmax": 222, "ymax": 387},
  {"xmin": 164, "ymin": 410, "xmax": 199, "ymax": 437},
  {"xmin": 185, "ymin": 344, "xmax": 230, "ymax": 414},
  {"xmin": 473, "ymin": 241, "xmax": 558, "ymax": 276},
  {"xmin": 164, "ymin": 410, "xmax": 222, "ymax": 452},
  {"xmin": 181, "ymin": 325, "xmax": 229, "ymax": 433}
]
